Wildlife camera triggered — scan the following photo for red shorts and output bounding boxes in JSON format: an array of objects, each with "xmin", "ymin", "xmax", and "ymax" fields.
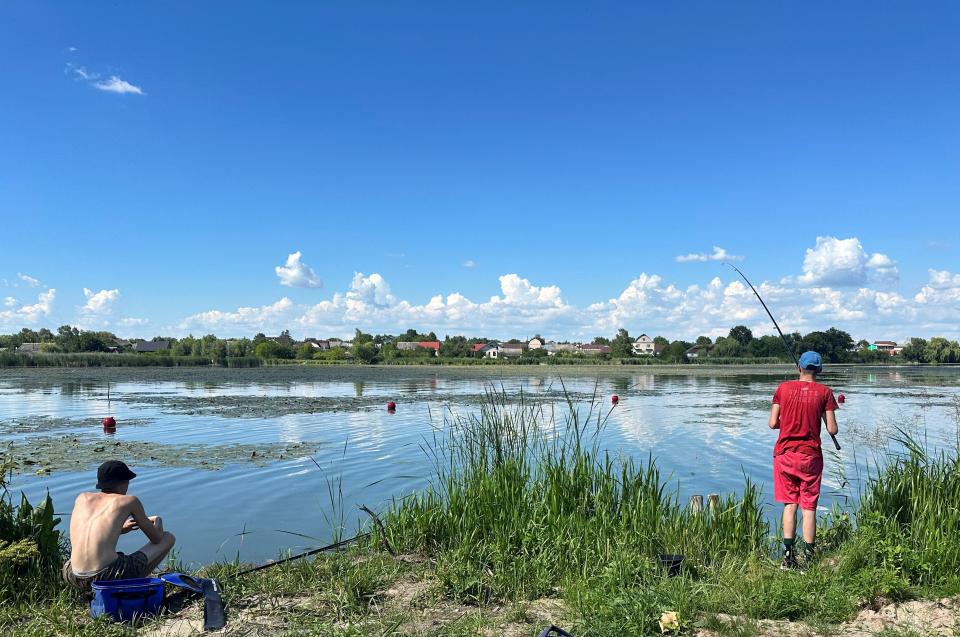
[{"xmin": 773, "ymin": 450, "xmax": 823, "ymax": 510}]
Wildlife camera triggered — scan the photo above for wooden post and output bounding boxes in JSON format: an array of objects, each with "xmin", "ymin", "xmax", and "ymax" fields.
[
  {"xmin": 707, "ymin": 494, "xmax": 720, "ymax": 513},
  {"xmin": 689, "ymin": 495, "xmax": 704, "ymax": 513}
]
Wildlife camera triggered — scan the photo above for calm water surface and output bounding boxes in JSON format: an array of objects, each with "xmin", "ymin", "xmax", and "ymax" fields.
[{"xmin": 2, "ymin": 366, "xmax": 957, "ymax": 568}]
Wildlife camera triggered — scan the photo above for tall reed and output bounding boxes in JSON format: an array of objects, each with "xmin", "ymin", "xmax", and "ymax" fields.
[
  {"xmin": 386, "ymin": 388, "xmax": 768, "ymax": 602},
  {"xmin": 853, "ymin": 428, "xmax": 960, "ymax": 586}
]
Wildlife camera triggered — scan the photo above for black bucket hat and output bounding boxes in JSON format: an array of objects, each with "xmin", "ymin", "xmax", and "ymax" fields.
[{"xmin": 96, "ymin": 460, "xmax": 137, "ymax": 489}]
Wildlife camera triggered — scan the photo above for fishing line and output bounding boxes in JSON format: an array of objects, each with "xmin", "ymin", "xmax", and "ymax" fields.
[{"xmin": 724, "ymin": 263, "xmax": 841, "ymax": 451}]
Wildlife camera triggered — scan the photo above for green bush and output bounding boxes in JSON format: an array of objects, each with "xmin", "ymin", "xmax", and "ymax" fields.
[{"xmin": 0, "ymin": 468, "xmax": 65, "ymax": 602}]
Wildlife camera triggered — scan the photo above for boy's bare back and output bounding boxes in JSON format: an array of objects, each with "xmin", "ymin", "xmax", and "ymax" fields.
[{"xmin": 69, "ymin": 491, "xmax": 161, "ymax": 572}]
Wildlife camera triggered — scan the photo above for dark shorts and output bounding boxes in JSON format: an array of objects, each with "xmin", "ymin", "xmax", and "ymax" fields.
[{"xmin": 62, "ymin": 551, "xmax": 149, "ymax": 590}]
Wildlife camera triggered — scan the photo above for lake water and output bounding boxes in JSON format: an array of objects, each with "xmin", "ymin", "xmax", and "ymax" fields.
[{"xmin": 2, "ymin": 365, "xmax": 958, "ymax": 568}]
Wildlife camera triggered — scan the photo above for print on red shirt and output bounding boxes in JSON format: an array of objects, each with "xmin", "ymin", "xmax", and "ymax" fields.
[{"xmin": 772, "ymin": 380, "xmax": 838, "ymax": 457}]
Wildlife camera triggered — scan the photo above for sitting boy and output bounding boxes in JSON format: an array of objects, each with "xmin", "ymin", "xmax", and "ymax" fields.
[{"xmin": 62, "ymin": 460, "xmax": 176, "ymax": 589}]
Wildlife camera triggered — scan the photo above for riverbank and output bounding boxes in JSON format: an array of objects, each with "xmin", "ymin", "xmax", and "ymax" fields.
[
  {"xmin": 3, "ymin": 393, "xmax": 959, "ymax": 636},
  {"xmin": 9, "ymin": 550, "xmax": 960, "ymax": 637}
]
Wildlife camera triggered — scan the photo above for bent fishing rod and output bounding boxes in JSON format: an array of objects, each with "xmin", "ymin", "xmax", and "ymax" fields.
[{"xmin": 724, "ymin": 263, "xmax": 841, "ymax": 451}]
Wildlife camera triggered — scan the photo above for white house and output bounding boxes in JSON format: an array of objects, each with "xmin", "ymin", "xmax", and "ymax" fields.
[{"xmin": 632, "ymin": 334, "xmax": 656, "ymax": 356}]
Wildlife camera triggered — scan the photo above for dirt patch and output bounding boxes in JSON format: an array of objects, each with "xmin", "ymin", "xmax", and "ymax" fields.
[{"xmin": 698, "ymin": 596, "xmax": 960, "ymax": 637}]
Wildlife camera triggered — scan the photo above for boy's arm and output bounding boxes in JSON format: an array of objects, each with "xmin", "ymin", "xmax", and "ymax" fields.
[
  {"xmin": 824, "ymin": 410, "xmax": 838, "ymax": 435},
  {"xmin": 768, "ymin": 403, "xmax": 781, "ymax": 429},
  {"xmin": 128, "ymin": 497, "xmax": 165, "ymax": 544}
]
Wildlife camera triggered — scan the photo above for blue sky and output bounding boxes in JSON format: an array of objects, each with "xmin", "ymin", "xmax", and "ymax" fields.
[{"xmin": 1, "ymin": 2, "xmax": 958, "ymax": 341}]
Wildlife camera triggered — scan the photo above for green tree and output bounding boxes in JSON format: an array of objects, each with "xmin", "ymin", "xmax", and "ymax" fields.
[
  {"xmin": 56, "ymin": 325, "xmax": 81, "ymax": 352},
  {"xmin": 610, "ymin": 328, "xmax": 634, "ymax": 358},
  {"xmin": 661, "ymin": 341, "xmax": 692, "ymax": 363},
  {"xmin": 352, "ymin": 341, "xmax": 378, "ymax": 363},
  {"xmin": 295, "ymin": 343, "xmax": 315, "ymax": 359},
  {"xmin": 728, "ymin": 325, "xmax": 753, "ymax": 347},
  {"xmin": 78, "ymin": 332, "xmax": 110, "ymax": 352},
  {"xmin": 925, "ymin": 337, "xmax": 960, "ymax": 364},
  {"xmin": 440, "ymin": 335, "xmax": 473, "ymax": 358},
  {"xmin": 254, "ymin": 340, "xmax": 293, "ymax": 359},
  {"xmin": 592, "ymin": 336, "xmax": 611, "ymax": 345},
  {"xmin": 695, "ymin": 335, "xmax": 712, "ymax": 346},
  {"xmin": 712, "ymin": 336, "xmax": 741, "ymax": 357},
  {"xmin": 800, "ymin": 328, "xmax": 854, "ymax": 363},
  {"xmin": 900, "ymin": 338, "xmax": 928, "ymax": 363},
  {"xmin": 653, "ymin": 336, "xmax": 669, "ymax": 346},
  {"xmin": 748, "ymin": 335, "xmax": 789, "ymax": 359},
  {"xmin": 175, "ymin": 336, "xmax": 196, "ymax": 356},
  {"xmin": 316, "ymin": 347, "xmax": 347, "ymax": 361}
]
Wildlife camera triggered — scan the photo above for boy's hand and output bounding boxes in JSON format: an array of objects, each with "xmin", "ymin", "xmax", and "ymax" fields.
[{"xmin": 121, "ymin": 517, "xmax": 139, "ymax": 534}]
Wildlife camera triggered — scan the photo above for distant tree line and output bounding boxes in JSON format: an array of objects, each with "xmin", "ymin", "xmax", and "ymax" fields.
[{"xmin": 2, "ymin": 324, "xmax": 958, "ymax": 365}]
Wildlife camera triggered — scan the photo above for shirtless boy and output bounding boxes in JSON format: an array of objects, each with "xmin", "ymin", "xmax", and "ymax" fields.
[
  {"xmin": 768, "ymin": 351, "xmax": 839, "ymax": 569},
  {"xmin": 62, "ymin": 460, "xmax": 176, "ymax": 589}
]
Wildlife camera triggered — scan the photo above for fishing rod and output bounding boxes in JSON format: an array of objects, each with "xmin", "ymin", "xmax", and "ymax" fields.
[
  {"xmin": 228, "ymin": 504, "xmax": 394, "ymax": 579},
  {"xmin": 724, "ymin": 263, "xmax": 841, "ymax": 451},
  {"xmin": 229, "ymin": 531, "xmax": 371, "ymax": 579}
]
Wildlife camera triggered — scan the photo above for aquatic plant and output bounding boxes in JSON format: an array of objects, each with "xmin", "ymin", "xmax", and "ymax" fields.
[{"xmin": 0, "ymin": 464, "xmax": 65, "ymax": 602}]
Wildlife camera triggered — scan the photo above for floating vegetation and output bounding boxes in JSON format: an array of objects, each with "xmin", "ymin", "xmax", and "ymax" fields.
[
  {"xmin": 0, "ymin": 416, "xmax": 153, "ymax": 435},
  {"xmin": 0, "ymin": 436, "xmax": 319, "ymax": 474},
  {"xmin": 113, "ymin": 390, "xmax": 602, "ymax": 418}
]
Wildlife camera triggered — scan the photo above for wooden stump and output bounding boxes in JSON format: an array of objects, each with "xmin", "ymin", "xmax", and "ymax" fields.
[
  {"xmin": 689, "ymin": 494, "xmax": 704, "ymax": 513},
  {"xmin": 707, "ymin": 493, "xmax": 720, "ymax": 513}
]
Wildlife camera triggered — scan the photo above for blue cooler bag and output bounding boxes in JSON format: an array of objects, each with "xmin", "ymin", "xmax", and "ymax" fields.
[{"xmin": 90, "ymin": 577, "xmax": 165, "ymax": 622}]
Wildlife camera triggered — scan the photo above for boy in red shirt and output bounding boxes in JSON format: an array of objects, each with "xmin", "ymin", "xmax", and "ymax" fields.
[{"xmin": 768, "ymin": 351, "xmax": 839, "ymax": 569}]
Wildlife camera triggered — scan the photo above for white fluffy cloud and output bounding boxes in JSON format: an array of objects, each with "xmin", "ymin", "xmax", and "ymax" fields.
[
  {"xmin": 179, "ymin": 298, "xmax": 295, "ymax": 331},
  {"xmin": 275, "ymin": 252, "xmax": 322, "ymax": 288},
  {"xmin": 93, "ymin": 76, "xmax": 145, "ymax": 95},
  {"xmin": 676, "ymin": 246, "xmax": 743, "ymax": 263},
  {"xmin": 463, "ymin": 260, "xmax": 477, "ymax": 268},
  {"xmin": 292, "ymin": 272, "xmax": 573, "ymax": 337},
  {"xmin": 3, "ymin": 297, "xmax": 16, "ymax": 307},
  {"xmin": 118, "ymin": 317, "xmax": 150, "ymax": 327},
  {"xmin": 795, "ymin": 236, "xmax": 898, "ymax": 286},
  {"xmin": 0, "ymin": 289, "xmax": 56, "ymax": 327},
  {"xmin": 174, "ymin": 257, "xmax": 960, "ymax": 341},
  {"xmin": 136, "ymin": 236, "xmax": 953, "ymax": 341},
  {"xmin": 81, "ymin": 288, "xmax": 120, "ymax": 314},
  {"xmin": 915, "ymin": 269, "xmax": 960, "ymax": 305}
]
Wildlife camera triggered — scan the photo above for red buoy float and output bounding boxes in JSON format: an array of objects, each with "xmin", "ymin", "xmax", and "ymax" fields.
[
  {"xmin": 611, "ymin": 395, "xmax": 619, "ymax": 405},
  {"xmin": 837, "ymin": 393, "xmax": 845, "ymax": 404},
  {"xmin": 387, "ymin": 401, "xmax": 397, "ymax": 412},
  {"xmin": 102, "ymin": 416, "xmax": 116, "ymax": 427}
]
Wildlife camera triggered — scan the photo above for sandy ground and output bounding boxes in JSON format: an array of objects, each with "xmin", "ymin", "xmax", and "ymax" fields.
[{"xmin": 148, "ymin": 579, "xmax": 960, "ymax": 637}]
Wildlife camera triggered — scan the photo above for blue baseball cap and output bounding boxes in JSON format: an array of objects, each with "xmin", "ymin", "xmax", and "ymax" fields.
[{"xmin": 798, "ymin": 351, "xmax": 823, "ymax": 372}]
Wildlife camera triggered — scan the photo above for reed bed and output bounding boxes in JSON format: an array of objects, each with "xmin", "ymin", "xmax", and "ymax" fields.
[
  {"xmin": 386, "ymin": 388, "xmax": 767, "ymax": 602},
  {"xmin": 0, "ymin": 352, "xmax": 260, "ymax": 368}
]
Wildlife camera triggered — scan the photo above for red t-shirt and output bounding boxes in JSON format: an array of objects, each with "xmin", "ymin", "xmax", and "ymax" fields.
[{"xmin": 772, "ymin": 380, "xmax": 838, "ymax": 457}]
